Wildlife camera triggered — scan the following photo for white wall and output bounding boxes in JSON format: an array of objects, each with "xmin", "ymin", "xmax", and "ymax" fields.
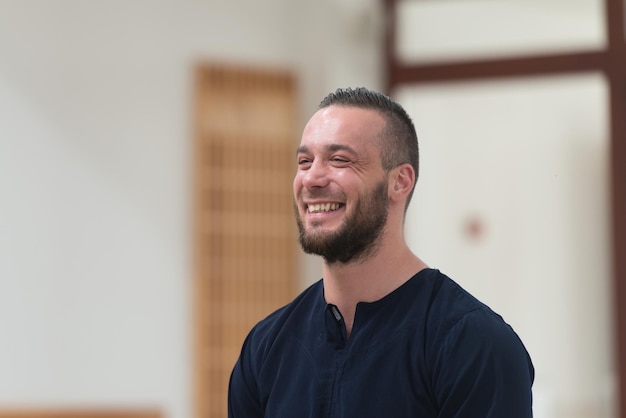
[
  {"xmin": 398, "ymin": 74, "xmax": 614, "ymax": 418},
  {"xmin": 0, "ymin": 1, "xmax": 382, "ymax": 417}
]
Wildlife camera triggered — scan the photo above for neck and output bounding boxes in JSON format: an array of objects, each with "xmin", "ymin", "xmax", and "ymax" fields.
[{"xmin": 322, "ymin": 240, "xmax": 427, "ymax": 337}]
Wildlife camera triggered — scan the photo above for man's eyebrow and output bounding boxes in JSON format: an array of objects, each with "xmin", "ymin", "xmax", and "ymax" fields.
[
  {"xmin": 296, "ymin": 144, "xmax": 358, "ymax": 155},
  {"xmin": 326, "ymin": 144, "xmax": 357, "ymax": 156}
]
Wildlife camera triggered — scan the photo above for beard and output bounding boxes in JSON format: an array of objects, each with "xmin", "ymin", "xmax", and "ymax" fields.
[{"xmin": 295, "ymin": 179, "xmax": 389, "ymax": 264}]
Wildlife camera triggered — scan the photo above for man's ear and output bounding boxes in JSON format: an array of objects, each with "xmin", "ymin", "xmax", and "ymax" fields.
[{"xmin": 389, "ymin": 163, "xmax": 415, "ymax": 202}]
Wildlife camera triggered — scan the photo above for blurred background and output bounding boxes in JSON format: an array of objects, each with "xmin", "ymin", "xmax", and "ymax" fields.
[{"xmin": 0, "ymin": 0, "xmax": 621, "ymax": 418}]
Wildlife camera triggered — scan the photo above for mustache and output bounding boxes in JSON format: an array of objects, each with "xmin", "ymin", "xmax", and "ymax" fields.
[{"xmin": 299, "ymin": 189, "xmax": 347, "ymax": 201}]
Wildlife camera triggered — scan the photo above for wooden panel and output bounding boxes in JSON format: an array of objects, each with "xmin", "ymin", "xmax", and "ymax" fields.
[
  {"xmin": 193, "ymin": 64, "xmax": 297, "ymax": 418},
  {"xmin": 0, "ymin": 409, "xmax": 161, "ymax": 418}
]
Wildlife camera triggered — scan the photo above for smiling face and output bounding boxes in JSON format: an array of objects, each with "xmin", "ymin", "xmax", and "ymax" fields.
[{"xmin": 293, "ymin": 106, "xmax": 391, "ymax": 264}]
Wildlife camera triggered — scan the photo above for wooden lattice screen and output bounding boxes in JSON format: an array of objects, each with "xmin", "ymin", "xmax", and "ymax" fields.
[{"xmin": 193, "ymin": 64, "xmax": 298, "ymax": 418}]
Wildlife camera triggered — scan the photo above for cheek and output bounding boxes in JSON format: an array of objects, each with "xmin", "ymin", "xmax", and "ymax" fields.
[{"xmin": 292, "ymin": 175, "xmax": 302, "ymax": 197}]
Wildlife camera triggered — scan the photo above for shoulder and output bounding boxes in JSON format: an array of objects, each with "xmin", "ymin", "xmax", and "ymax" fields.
[
  {"xmin": 418, "ymin": 270, "xmax": 534, "ymax": 415},
  {"xmin": 412, "ymin": 269, "xmax": 532, "ymax": 370},
  {"xmin": 416, "ymin": 269, "xmax": 507, "ymax": 333},
  {"xmin": 229, "ymin": 281, "xmax": 324, "ymax": 416},
  {"xmin": 241, "ymin": 279, "xmax": 324, "ymax": 357}
]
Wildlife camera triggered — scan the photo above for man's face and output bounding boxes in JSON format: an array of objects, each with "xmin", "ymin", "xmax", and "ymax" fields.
[{"xmin": 293, "ymin": 106, "xmax": 390, "ymax": 264}]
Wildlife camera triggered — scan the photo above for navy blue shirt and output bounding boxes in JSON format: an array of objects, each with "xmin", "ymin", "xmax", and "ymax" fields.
[{"xmin": 228, "ymin": 268, "xmax": 534, "ymax": 417}]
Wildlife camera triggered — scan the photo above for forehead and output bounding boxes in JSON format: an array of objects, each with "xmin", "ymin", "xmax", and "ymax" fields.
[{"xmin": 299, "ymin": 106, "xmax": 385, "ymax": 151}]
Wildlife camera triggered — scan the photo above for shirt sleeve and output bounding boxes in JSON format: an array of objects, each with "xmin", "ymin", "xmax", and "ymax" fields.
[
  {"xmin": 228, "ymin": 329, "xmax": 264, "ymax": 418},
  {"xmin": 430, "ymin": 308, "xmax": 535, "ymax": 417}
]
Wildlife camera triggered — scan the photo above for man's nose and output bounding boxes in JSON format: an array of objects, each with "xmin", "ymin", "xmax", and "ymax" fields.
[{"xmin": 301, "ymin": 160, "xmax": 329, "ymax": 189}]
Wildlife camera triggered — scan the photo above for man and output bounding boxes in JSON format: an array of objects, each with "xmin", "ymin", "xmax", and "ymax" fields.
[{"xmin": 228, "ymin": 87, "xmax": 534, "ymax": 417}]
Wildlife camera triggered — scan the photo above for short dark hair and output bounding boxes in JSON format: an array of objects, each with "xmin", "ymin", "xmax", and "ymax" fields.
[{"xmin": 319, "ymin": 87, "xmax": 419, "ymax": 207}]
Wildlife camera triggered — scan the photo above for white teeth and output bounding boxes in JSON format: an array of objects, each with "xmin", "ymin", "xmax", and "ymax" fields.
[{"xmin": 308, "ymin": 203, "xmax": 340, "ymax": 213}]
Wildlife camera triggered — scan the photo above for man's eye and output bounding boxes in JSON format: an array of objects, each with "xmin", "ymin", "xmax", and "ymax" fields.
[
  {"xmin": 331, "ymin": 157, "xmax": 349, "ymax": 163},
  {"xmin": 298, "ymin": 158, "xmax": 312, "ymax": 166}
]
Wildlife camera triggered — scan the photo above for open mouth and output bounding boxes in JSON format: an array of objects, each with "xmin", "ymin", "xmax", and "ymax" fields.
[{"xmin": 307, "ymin": 203, "xmax": 343, "ymax": 213}]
